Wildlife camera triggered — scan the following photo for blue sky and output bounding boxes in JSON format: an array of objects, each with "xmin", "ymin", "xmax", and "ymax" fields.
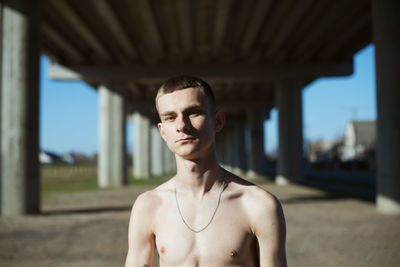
[{"xmin": 40, "ymin": 44, "xmax": 376, "ymax": 155}]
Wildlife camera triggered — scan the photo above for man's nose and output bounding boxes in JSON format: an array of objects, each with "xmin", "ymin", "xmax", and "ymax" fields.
[{"xmin": 176, "ymin": 115, "xmax": 190, "ymax": 132}]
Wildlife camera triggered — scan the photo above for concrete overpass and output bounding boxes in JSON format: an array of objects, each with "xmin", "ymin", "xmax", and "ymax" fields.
[{"xmin": 1, "ymin": 0, "xmax": 399, "ymax": 215}]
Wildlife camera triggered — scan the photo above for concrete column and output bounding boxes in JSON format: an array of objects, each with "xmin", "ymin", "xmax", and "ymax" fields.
[
  {"xmin": 0, "ymin": 1, "xmax": 3, "ymax": 215},
  {"xmin": 232, "ymin": 116, "xmax": 247, "ymax": 175},
  {"xmin": 133, "ymin": 112, "xmax": 150, "ymax": 179},
  {"xmin": 150, "ymin": 124, "xmax": 164, "ymax": 176},
  {"xmin": 246, "ymin": 110, "xmax": 265, "ymax": 179},
  {"xmin": 275, "ymin": 81, "xmax": 303, "ymax": 185},
  {"xmin": 216, "ymin": 130, "xmax": 225, "ymax": 165},
  {"xmin": 98, "ymin": 85, "xmax": 127, "ymax": 188},
  {"xmin": 163, "ymin": 141, "xmax": 175, "ymax": 174},
  {"xmin": 224, "ymin": 123, "xmax": 234, "ymax": 171},
  {"xmin": 222, "ymin": 127, "xmax": 229, "ymax": 170},
  {"xmin": 372, "ymin": 0, "xmax": 400, "ymax": 214},
  {"xmin": 1, "ymin": 0, "xmax": 40, "ymax": 215}
]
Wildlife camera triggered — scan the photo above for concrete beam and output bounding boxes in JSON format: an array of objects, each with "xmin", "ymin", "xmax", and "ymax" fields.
[
  {"xmin": 257, "ymin": 0, "xmax": 293, "ymax": 61},
  {"xmin": 265, "ymin": 0, "xmax": 314, "ymax": 58},
  {"xmin": 46, "ymin": 0, "xmax": 110, "ymax": 62},
  {"xmin": 98, "ymin": 85, "xmax": 127, "ymax": 188},
  {"xmin": 292, "ymin": 1, "xmax": 350, "ymax": 60},
  {"xmin": 372, "ymin": 0, "xmax": 400, "ymax": 214},
  {"xmin": 176, "ymin": 0, "xmax": 193, "ymax": 55},
  {"xmin": 41, "ymin": 23, "xmax": 85, "ymax": 63},
  {"xmin": 212, "ymin": 0, "xmax": 232, "ymax": 53},
  {"xmin": 275, "ymin": 81, "xmax": 304, "ymax": 185},
  {"xmin": 124, "ymin": 0, "xmax": 163, "ymax": 61},
  {"xmin": 48, "ymin": 62, "xmax": 353, "ymax": 83},
  {"xmin": 1, "ymin": 0, "xmax": 40, "ymax": 215},
  {"xmin": 161, "ymin": 3, "xmax": 182, "ymax": 63},
  {"xmin": 91, "ymin": 0, "xmax": 137, "ymax": 63},
  {"xmin": 240, "ymin": 0, "xmax": 274, "ymax": 56}
]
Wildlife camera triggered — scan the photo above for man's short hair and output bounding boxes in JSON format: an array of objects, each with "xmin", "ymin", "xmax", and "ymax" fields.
[{"xmin": 155, "ymin": 75, "xmax": 216, "ymax": 112}]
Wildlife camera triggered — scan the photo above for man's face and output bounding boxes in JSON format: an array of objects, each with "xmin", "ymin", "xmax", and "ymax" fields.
[{"xmin": 157, "ymin": 87, "xmax": 223, "ymax": 160}]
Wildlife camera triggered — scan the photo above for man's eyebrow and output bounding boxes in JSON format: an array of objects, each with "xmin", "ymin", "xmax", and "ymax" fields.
[
  {"xmin": 160, "ymin": 111, "xmax": 175, "ymax": 117},
  {"xmin": 160, "ymin": 105, "xmax": 204, "ymax": 117},
  {"xmin": 183, "ymin": 104, "xmax": 204, "ymax": 113}
]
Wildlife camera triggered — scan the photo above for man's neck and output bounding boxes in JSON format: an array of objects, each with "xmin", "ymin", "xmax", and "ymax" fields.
[{"xmin": 174, "ymin": 154, "xmax": 225, "ymax": 198}]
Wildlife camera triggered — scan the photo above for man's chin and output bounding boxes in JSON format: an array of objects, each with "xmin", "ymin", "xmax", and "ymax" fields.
[{"xmin": 174, "ymin": 147, "xmax": 201, "ymax": 160}]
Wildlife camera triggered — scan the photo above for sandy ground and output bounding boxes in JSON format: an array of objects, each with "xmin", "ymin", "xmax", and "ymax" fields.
[{"xmin": 1, "ymin": 181, "xmax": 399, "ymax": 267}]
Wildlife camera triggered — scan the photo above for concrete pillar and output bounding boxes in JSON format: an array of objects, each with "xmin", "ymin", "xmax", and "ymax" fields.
[
  {"xmin": 133, "ymin": 112, "xmax": 150, "ymax": 179},
  {"xmin": 1, "ymin": 0, "xmax": 40, "ymax": 215},
  {"xmin": 150, "ymin": 124, "xmax": 164, "ymax": 176},
  {"xmin": 0, "ymin": 1, "xmax": 3, "ymax": 215},
  {"xmin": 275, "ymin": 81, "xmax": 303, "ymax": 185},
  {"xmin": 217, "ymin": 127, "xmax": 228, "ymax": 169},
  {"xmin": 372, "ymin": 0, "xmax": 400, "ymax": 214},
  {"xmin": 98, "ymin": 85, "xmax": 127, "ymax": 188},
  {"xmin": 246, "ymin": 110, "xmax": 265, "ymax": 179},
  {"xmin": 224, "ymin": 123, "xmax": 234, "ymax": 171},
  {"xmin": 216, "ymin": 130, "xmax": 225, "ymax": 165},
  {"xmin": 232, "ymin": 116, "xmax": 247, "ymax": 175},
  {"xmin": 163, "ymin": 141, "xmax": 175, "ymax": 174}
]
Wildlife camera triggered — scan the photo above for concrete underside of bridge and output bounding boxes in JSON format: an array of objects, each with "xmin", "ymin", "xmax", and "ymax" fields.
[{"xmin": 1, "ymin": 0, "xmax": 399, "ymax": 215}]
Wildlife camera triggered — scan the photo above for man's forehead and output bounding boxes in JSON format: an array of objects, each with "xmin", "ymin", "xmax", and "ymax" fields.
[{"xmin": 157, "ymin": 87, "xmax": 206, "ymax": 109}]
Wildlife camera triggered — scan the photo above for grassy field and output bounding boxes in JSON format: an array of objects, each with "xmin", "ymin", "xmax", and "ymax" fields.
[{"xmin": 41, "ymin": 164, "xmax": 174, "ymax": 198}]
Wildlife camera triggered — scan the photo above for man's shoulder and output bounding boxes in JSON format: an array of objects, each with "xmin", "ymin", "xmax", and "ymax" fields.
[
  {"xmin": 129, "ymin": 179, "xmax": 174, "ymax": 232},
  {"xmin": 133, "ymin": 178, "xmax": 174, "ymax": 210},
  {"xmin": 227, "ymin": 174, "xmax": 281, "ymax": 215},
  {"xmin": 227, "ymin": 175, "xmax": 285, "ymax": 235}
]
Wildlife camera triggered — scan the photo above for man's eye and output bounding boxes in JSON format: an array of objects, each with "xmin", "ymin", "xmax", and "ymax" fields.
[
  {"xmin": 189, "ymin": 111, "xmax": 201, "ymax": 117},
  {"xmin": 165, "ymin": 116, "xmax": 174, "ymax": 121}
]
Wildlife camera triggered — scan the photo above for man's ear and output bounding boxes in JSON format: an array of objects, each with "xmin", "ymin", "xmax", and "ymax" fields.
[
  {"xmin": 158, "ymin": 122, "xmax": 167, "ymax": 142},
  {"xmin": 214, "ymin": 109, "xmax": 225, "ymax": 133}
]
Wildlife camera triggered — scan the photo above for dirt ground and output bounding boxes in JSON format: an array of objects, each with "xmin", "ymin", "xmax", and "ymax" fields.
[{"xmin": 1, "ymin": 181, "xmax": 399, "ymax": 267}]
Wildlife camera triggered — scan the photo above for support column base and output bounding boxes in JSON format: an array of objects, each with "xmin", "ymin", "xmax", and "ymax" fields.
[
  {"xmin": 276, "ymin": 175, "xmax": 293, "ymax": 186},
  {"xmin": 377, "ymin": 195, "xmax": 400, "ymax": 215},
  {"xmin": 222, "ymin": 165, "xmax": 233, "ymax": 172},
  {"xmin": 232, "ymin": 167, "xmax": 245, "ymax": 177},
  {"xmin": 246, "ymin": 170, "xmax": 264, "ymax": 180}
]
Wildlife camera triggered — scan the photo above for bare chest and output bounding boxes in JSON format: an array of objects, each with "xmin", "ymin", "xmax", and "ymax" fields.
[{"xmin": 154, "ymin": 197, "xmax": 258, "ymax": 266}]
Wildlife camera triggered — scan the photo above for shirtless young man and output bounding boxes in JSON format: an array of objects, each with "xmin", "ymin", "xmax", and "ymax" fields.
[{"xmin": 125, "ymin": 76, "xmax": 287, "ymax": 267}]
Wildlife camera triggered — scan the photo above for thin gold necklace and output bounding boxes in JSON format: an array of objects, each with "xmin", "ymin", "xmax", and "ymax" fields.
[{"xmin": 174, "ymin": 172, "xmax": 226, "ymax": 233}]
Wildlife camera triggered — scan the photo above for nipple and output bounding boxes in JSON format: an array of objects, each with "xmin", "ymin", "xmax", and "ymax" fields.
[
  {"xmin": 160, "ymin": 247, "xmax": 166, "ymax": 254},
  {"xmin": 229, "ymin": 250, "xmax": 237, "ymax": 257}
]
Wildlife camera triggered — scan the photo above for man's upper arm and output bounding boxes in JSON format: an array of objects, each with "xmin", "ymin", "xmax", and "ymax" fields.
[
  {"xmin": 125, "ymin": 192, "xmax": 157, "ymax": 267},
  {"xmin": 251, "ymin": 191, "xmax": 287, "ymax": 267}
]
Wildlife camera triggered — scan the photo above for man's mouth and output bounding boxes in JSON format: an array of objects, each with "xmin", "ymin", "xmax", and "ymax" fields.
[{"xmin": 176, "ymin": 137, "xmax": 196, "ymax": 143}]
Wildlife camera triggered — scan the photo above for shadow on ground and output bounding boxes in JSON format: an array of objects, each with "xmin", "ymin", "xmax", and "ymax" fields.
[{"xmin": 41, "ymin": 205, "xmax": 132, "ymax": 216}]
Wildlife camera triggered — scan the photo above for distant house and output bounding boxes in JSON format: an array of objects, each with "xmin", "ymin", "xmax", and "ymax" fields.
[
  {"xmin": 61, "ymin": 153, "xmax": 75, "ymax": 164},
  {"xmin": 61, "ymin": 152, "xmax": 97, "ymax": 164},
  {"xmin": 340, "ymin": 120, "xmax": 376, "ymax": 161},
  {"xmin": 308, "ymin": 140, "xmax": 341, "ymax": 163},
  {"xmin": 39, "ymin": 150, "xmax": 62, "ymax": 164}
]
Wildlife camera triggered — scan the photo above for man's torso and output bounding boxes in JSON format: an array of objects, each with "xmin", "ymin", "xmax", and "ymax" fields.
[{"xmin": 151, "ymin": 179, "xmax": 261, "ymax": 267}]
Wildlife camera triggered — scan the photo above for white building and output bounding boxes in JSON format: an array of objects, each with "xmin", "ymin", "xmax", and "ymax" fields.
[
  {"xmin": 340, "ymin": 120, "xmax": 376, "ymax": 161},
  {"xmin": 39, "ymin": 150, "xmax": 61, "ymax": 164}
]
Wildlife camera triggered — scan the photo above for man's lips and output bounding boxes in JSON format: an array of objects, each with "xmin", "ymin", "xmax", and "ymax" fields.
[{"xmin": 176, "ymin": 137, "xmax": 196, "ymax": 143}]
